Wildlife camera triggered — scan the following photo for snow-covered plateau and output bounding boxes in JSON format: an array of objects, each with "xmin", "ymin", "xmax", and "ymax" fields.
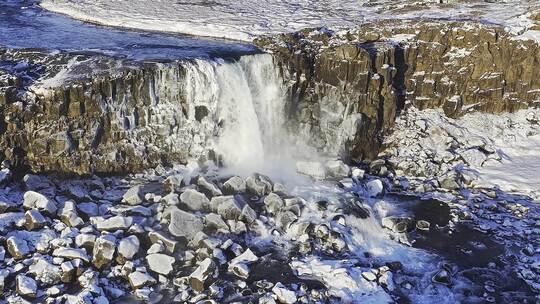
[
  {"xmin": 40, "ymin": 0, "xmax": 540, "ymax": 42},
  {"xmin": 0, "ymin": 0, "xmax": 539, "ymax": 303}
]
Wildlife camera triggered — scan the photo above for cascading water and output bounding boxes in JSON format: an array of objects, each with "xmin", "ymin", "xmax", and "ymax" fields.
[{"xmin": 181, "ymin": 53, "xmax": 313, "ymax": 176}]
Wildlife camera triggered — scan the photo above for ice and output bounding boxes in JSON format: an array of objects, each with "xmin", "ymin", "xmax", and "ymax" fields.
[{"xmin": 40, "ymin": 0, "xmax": 540, "ymax": 42}]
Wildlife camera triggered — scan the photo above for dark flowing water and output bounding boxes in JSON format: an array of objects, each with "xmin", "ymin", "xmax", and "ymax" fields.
[{"xmin": 0, "ymin": 0, "xmax": 259, "ymax": 61}]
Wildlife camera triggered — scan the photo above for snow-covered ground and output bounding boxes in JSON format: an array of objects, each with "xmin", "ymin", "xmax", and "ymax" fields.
[
  {"xmin": 384, "ymin": 107, "xmax": 540, "ymax": 201},
  {"xmin": 40, "ymin": 0, "xmax": 540, "ymax": 42}
]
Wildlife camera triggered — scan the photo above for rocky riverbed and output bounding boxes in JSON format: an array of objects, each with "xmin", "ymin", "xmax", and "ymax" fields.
[{"xmin": 0, "ymin": 145, "xmax": 538, "ymax": 303}]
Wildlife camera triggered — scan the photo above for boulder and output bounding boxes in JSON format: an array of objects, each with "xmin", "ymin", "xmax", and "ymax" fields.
[
  {"xmin": 122, "ymin": 185, "xmax": 144, "ymax": 205},
  {"xmin": 197, "ymin": 176, "xmax": 222, "ymax": 197},
  {"xmin": 246, "ymin": 174, "xmax": 272, "ymax": 196},
  {"xmin": 223, "ymin": 176, "xmax": 246, "ymax": 194},
  {"xmin": 95, "ymin": 216, "xmax": 133, "ymax": 231},
  {"xmin": 272, "ymin": 283, "xmax": 297, "ymax": 304},
  {"xmin": 52, "ymin": 248, "xmax": 90, "ymax": 263},
  {"xmin": 168, "ymin": 207, "xmax": 204, "ymax": 240},
  {"xmin": 148, "ymin": 231, "xmax": 178, "ymax": 253},
  {"xmin": 365, "ymin": 179, "xmax": 384, "ymax": 197},
  {"xmin": 6, "ymin": 236, "xmax": 30, "ymax": 260},
  {"xmin": 117, "ymin": 235, "xmax": 140, "ymax": 263},
  {"xmin": 92, "ymin": 235, "xmax": 117, "ymax": 269},
  {"xmin": 24, "ymin": 210, "xmax": 47, "ymax": 230},
  {"xmin": 189, "ymin": 258, "xmax": 216, "ymax": 292},
  {"xmin": 128, "ymin": 271, "xmax": 156, "ymax": 289},
  {"xmin": 23, "ymin": 191, "xmax": 57, "ymax": 215},
  {"xmin": 180, "ymin": 189, "xmax": 210, "ymax": 212},
  {"xmin": 146, "ymin": 253, "xmax": 175, "ymax": 276},
  {"xmin": 28, "ymin": 258, "xmax": 61, "ymax": 285},
  {"xmin": 16, "ymin": 275, "xmax": 37, "ymax": 298}
]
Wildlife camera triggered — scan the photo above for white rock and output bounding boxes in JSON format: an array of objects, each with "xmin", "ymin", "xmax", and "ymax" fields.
[
  {"xmin": 23, "ymin": 191, "xmax": 57, "ymax": 214},
  {"xmin": 52, "ymin": 247, "xmax": 90, "ymax": 263},
  {"xmin": 118, "ymin": 235, "xmax": 140, "ymax": 262},
  {"xmin": 272, "ymin": 283, "xmax": 297, "ymax": 304},
  {"xmin": 223, "ymin": 176, "xmax": 246, "ymax": 194},
  {"xmin": 28, "ymin": 258, "xmax": 61, "ymax": 285},
  {"xmin": 180, "ymin": 189, "xmax": 210, "ymax": 211},
  {"xmin": 351, "ymin": 168, "xmax": 365, "ymax": 181},
  {"xmin": 92, "ymin": 235, "xmax": 117, "ymax": 269},
  {"xmin": 122, "ymin": 185, "xmax": 144, "ymax": 205},
  {"xmin": 189, "ymin": 258, "xmax": 216, "ymax": 292},
  {"xmin": 460, "ymin": 148, "xmax": 487, "ymax": 167},
  {"xmin": 146, "ymin": 253, "xmax": 175, "ymax": 276},
  {"xmin": 16, "ymin": 275, "xmax": 37, "ymax": 298},
  {"xmin": 167, "ymin": 207, "xmax": 203, "ymax": 240},
  {"xmin": 95, "ymin": 216, "xmax": 133, "ymax": 231},
  {"xmin": 6, "ymin": 236, "xmax": 30, "ymax": 260},
  {"xmin": 128, "ymin": 271, "xmax": 156, "ymax": 289},
  {"xmin": 365, "ymin": 179, "xmax": 384, "ymax": 197},
  {"xmin": 24, "ymin": 210, "xmax": 47, "ymax": 230}
]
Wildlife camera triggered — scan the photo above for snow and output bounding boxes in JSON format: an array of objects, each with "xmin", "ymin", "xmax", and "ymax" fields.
[{"xmin": 40, "ymin": 0, "xmax": 540, "ymax": 42}]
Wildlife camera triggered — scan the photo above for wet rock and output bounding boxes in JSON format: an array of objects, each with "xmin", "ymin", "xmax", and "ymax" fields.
[
  {"xmin": 75, "ymin": 234, "xmax": 96, "ymax": 250},
  {"xmin": 189, "ymin": 258, "xmax": 216, "ymax": 292},
  {"xmin": 351, "ymin": 168, "xmax": 365, "ymax": 181},
  {"xmin": 366, "ymin": 179, "xmax": 384, "ymax": 197},
  {"xmin": 264, "ymin": 192, "xmax": 284, "ymax": 215},
  {"xmin": 59, "ymin": 201, "xmax": 84, "ymax": 227},
  {"xmin": 246, "ymin": 174, "xmax": 273, "ymax": 196},
  {"xmin": 0, "ymin": 269, "xmax": 9, "ymax": 296},
  {"xmin": 128, "ymin": 271, "xmax": 157, "ymax": 289},
  {"xmin": 382, "ymin": 216, "xmax": 413, "ymax": 233},
  {"xmin": 6, "ymin": 236, "xmax": 30, "ymax": 260},
  {"xmin": 161, "ymin": 192, "xmax": 180, "ymax": 206},
  {"xmin": 61, "ymin": 261, "xmax": 75, "ymax": 283},
  {"xmin": 92, "ymin": 234, "xmax": 117, "ymax": 269},
  {"xmin": 361, "ymin": 271, "xmax": 377, "ymax": 282},
  {"xmin": 23, "ymin": 191, "xmax": 57, "ymax": 215},
  {"xmin": 223, "ymin": 176, "xmax": 246, "ymax": 194},
  {"xmin": 168, "ymin": 207, "xmax": 204, "ymax": 240},
  {"xmin": 216, "ymin": 196, "xmax": 242, "ymax": 221},
  {"xmin": 241, "ymin": 204, "xmax": 257, "ymax": 223},
  {"xmin": 204, "ymin": 213, "xmax": 229, "ymax": 232},
  {"xmin": 272, "ymin": 283, "xmax": 297, "ymax": 304},
  {"xmin": 28, "ymin": 258, "xmax": 61, "ymax": 285},
  {"xmin": 95, "ymin": 216, "xmax": 133, "ymax": 231},
  {"xmin": 432, "ymin": 269, "xmax": 452, "ymax": 285},
  {"xmin": 24, "ymin": 210, "xmax": 46, "ymax": 230},
  {"xmin": 148, "ymin": 231, "xmax": 178, "ymax": 253},
  {"xmin": 325, "ymin": 160, "xmax": 351, "ymax": 178},
  {"xmin": 123, "ymin": 185, "xmax": 144, "ymax": 205},
  {"xmin": 117, "ymin": 235, "xmax": 140, "ymax": 263},
  {"xmin": 16, "ymin": 275, "xmax": 37, "ymax": 298},
  {"xmin": 416, "ymin": 220, "xmax": 431, "ymax": 231},
  {"xmin": 180, "ymin": 189, "xmax": 210, "ymax": 211},
  {"xmin": 146, "ymin": 253, "xmax": 175, "ymax": 276},
  {"xmin": 164, "ymin": 174, "xmax": 187, "ymax": 193},
  {"xmin": 296, "ymin": 161, "xmax": 326, "ymax": 180},
  {"xmin": 197, "ymin": 176, "xmax": 222, "ymax": 197},
  {"xmin": 53, "ymin": 247, "xmax": 90, "ymax": 263}
]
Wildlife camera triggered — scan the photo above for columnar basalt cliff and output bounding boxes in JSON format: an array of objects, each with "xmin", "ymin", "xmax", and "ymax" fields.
[
  {"xmin": 256, "ymin": 20, "xmax": 540, "ymax": 161},
  {"xmin": 1, "ymin": 20, "xmax": 539, "ymax": 175}
]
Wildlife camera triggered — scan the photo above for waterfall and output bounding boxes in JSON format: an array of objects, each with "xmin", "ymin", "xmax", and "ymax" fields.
[{"xmin": 182, "ymin": 53, "xmax": 306, "ymax": 175}]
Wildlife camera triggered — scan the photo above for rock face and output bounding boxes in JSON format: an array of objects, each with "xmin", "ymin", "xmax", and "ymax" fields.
[{"xmin": 255, "ymin": 20, "xmax": 540, "ymax": 161}]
